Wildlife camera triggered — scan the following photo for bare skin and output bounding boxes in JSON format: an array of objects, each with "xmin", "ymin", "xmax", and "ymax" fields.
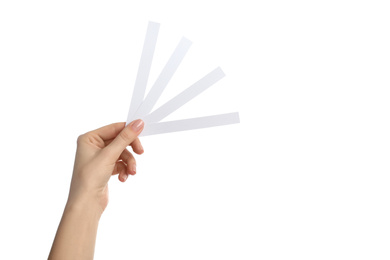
[{"xmin": 48, "ymin": 119, "xmax": 144, "ymax": 260}]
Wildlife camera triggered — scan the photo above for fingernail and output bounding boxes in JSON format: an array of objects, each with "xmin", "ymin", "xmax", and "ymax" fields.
[
  {"xmin": 123, "ymin": 174, "xmax": 128, "ymax": 181},
  {"xmin": 130, "ymin": 119, "xmax": 144, "ymax": 132},
  {"xmin": 131, "ymin": 164, "xmax": 136, "ymax": 174}
]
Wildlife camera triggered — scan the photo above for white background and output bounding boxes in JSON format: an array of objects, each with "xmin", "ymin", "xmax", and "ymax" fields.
[{"xmin": 1, "ymin": 1, "xmax": 390, "ymax": 259}]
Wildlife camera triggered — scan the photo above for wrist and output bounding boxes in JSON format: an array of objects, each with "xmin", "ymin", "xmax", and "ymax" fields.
[{"xmin": 66, "ymin": 191, "xmax": 104, "ymax": 219}]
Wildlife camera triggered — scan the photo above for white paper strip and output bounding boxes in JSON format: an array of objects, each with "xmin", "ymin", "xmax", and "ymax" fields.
[
  {"xmin": 140, "ymin": 112, "xmax": 240, "ymax": 136},
  {"xmin": 143, "ymin": 67, "xmax": 225, "ymax": 124},
  {"xmin": 132, "ymin": 37, "xmax": 192, "ymax": 120},
  {"xmin": 126, "ymin": 22, "xmax": 160, "ymax": 125}
]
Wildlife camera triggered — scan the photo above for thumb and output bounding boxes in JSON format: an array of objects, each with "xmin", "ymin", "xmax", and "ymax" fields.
[{"xmin": 104, "ymin": 119, "xmax": 144, "ymax": 161}]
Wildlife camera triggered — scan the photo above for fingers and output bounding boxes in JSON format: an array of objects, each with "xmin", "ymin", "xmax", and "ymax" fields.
[
  {"xmin": 113, "ymin": 161, "xmax": 128, "ymax": 182},
  {"xmin": 130, "ymin": 138, "xmax": 144, "ymax": 154},
  {"xmin": 104, "ymin": 119, "xmax": 144, "ymax": 162},
  {"xmin": 120, "ymin": 149, "xmax": 137, "ymax": 175}
]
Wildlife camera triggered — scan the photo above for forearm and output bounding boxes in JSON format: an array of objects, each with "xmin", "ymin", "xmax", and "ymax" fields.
[{"xmin": 48, "ymin": 195, "xmax": 102, "ymax": 260}]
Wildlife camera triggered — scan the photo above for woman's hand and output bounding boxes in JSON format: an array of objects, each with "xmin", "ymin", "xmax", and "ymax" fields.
[
  {"xmin": 49, "ymin": 120, "xmax": 144, "ymax": 260},
  {"xmin": 67, "ymin": 119, "xmax": 145, "ymax": 214}
]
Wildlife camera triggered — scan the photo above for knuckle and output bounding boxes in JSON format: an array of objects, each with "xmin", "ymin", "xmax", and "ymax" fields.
[
  {"xmin": 127, "ymin": 155, "xmax": 136, "ymax": 164},
  {"xmin": 77, "ymin": 134, "xmax": 87, "ymax": 145},
  {"xmin": 118, "ymin": 129, "xmax": 132, "ymax": 143}
]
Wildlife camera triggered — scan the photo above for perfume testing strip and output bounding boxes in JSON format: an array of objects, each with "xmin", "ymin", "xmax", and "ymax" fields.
[
  {"xmin": 125, "ymin": 21, "xmax": 240, "ymax": 135},
  {"xmin": 140, "ymin": 112, "xmax": 240, "ymax": 136},
  {"xmin": 131, "ymin": 37, "xmax": 192, "ymax": 121},
  {"xmin": 142, "ymin": 67, "xmax": 225, "ymax": 124},
  {"xmin": 126, "ymin": 22, "xmax": 160, "ymax": 125}
]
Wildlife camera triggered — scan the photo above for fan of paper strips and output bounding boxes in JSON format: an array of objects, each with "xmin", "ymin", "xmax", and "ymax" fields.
[{"xmin": 126, "ymin": 22, "xmax": 240, "ymax": 136}]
